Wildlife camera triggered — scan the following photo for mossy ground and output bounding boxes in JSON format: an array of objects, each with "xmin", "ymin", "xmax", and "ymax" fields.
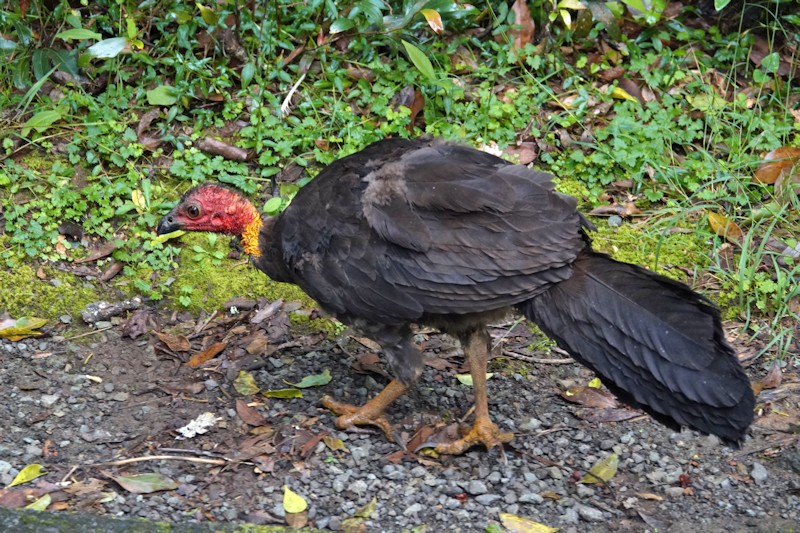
[{"xmin": 0, "ymin": 264, "xmax": 97, "ymax": 319}]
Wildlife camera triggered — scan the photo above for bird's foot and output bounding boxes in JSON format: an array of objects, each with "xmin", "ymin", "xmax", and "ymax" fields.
[
  {"xmin": 435, "ymin": 417, "xmax": 513, "ymax": 455},
  {"xmin": 321, "ymin": 395, "xmax": 397, "ymax": 442}
]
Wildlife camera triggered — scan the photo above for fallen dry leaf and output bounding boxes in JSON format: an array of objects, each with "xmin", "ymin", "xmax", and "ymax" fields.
[
  {"xmin": 187, "ymin": 341, "xmax": 227, "ymax": 367},
  {"xmin": 510, "ymin": 0, "xmax": 534, "ymax": 50},
  {"xmin": 708, "ymin": 212, "xmax": 743, "ymax": 245},
  {"xmin": 561, "ymin": 385, "xmax": 619, "ymax": 409},
  {"xmin": 754, "ymin": 147, "xmax": 800, "ymax": 184},
  {"xmin": 236, "ymin": 399, "xmax": 267, "ymax": 426},
  {"xmin": 154, "ymin": 331, "xmax": 191, "ymax": 352},
  {"xmin": 761, "ymin": 361, "xmax": 783, "ymax": 390}
]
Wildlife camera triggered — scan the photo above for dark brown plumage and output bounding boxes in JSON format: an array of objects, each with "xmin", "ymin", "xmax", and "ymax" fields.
[{"xmin": 157, "ymin": 137, "xmax": 755, "ymax": 452}]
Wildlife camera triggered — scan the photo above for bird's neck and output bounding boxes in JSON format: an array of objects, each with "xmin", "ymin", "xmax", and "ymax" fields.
[{"xmin": 241, "ymin": 207, "xmax": 263, "ymax": 258}]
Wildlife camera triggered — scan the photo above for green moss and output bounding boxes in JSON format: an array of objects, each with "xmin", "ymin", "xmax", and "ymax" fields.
[
  {"xmin": 553, "ymin": 176, "xmax": 593, "ymax": 205},
  {"xmin": 587, "ymin": 220, "xmax": 710, "ymax": 280},
  {"xmin": 0, "ymin": 265, "xmax": 98, "ymax": 319},
  {"xmin": 289, "ymin": 312, "xmax": 346, "ymax": 337},
  {"xmin": 162, "ymin": 233, "xmax": 314, "ymax": 313}
]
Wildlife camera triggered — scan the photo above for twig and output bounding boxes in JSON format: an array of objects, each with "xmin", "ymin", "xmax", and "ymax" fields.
[
  {"xmin": 89, "ymin": 454, "xmax": 227, "ymax": 467},
  {"xmin": 189, "ymin": 310, "xmax": 218, "ymax": 339},
  {"xmin": 63, "ymin": 326, "xmax": 113, "ymax": 341},
  {"xmin": 157, "ymin": 447, "xmax": 229, "ymax": 458},
  {"xmin": 534, "ymin": 425, "xmax": 571, "ymax": 438},
  {"xmin": 503, "ymin": 349, "xmax": 573, "ymax": 365}
]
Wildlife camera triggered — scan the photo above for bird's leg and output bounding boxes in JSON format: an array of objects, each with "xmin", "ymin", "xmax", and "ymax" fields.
[
  {"xmin": 321, "ymin": 380, "xmax": 408, "ymax": 442},
  {"xmin": 436, "ymin": 328, "xmax": 514, "ymax": 455}
]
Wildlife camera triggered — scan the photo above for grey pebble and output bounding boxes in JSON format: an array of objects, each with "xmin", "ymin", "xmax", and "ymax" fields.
[
  {"xmin": 575, "ymin": 504, "xmax": 604, "ymax": 522},
  {"xmin": 665, "ymin": 487, "xmax": 686, "ymax": 499},
  {"xmin": 751, "ymin": 462, "xmax": 769, "ymax": 485},
  {"xmin": 467, "ymin": 480, "xmax": 488, "ymax": 495},
  {"xmin": 475, "ymin": 494, "xmax": 501, "ymax": 506}
]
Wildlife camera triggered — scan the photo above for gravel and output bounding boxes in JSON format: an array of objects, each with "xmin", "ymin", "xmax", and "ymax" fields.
[{"xmin": 0, "ymin": 311, "xmax": 798, "ymax": 532}]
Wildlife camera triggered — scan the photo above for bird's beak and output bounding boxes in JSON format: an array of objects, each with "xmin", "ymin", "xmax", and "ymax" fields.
[{"xmin": 156, "ymin": 208, "xmax": 182, "ymax": 235}]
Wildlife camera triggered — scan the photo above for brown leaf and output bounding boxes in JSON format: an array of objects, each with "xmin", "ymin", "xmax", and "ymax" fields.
[
  {"xmin": 136, "ymin": 109, "xmax": 161, "ymax": 138},
  {"xmin": 353, "ymin": 336, "xmax": 381, "ymax": 351},
  {"xmin": 122, "ymin": 309, "xmax": 153, "ymax": 339},
  {"xmin": 708, "ymin": 212, "xmax": 743, "ymax": 245},
  {"xmin": 285, "ymin": 511, "xmax": 308, "ymax": 529},
  {"xmin": 346, "ymin": 66, "xmax": 375, "ymax": 82},
  {"xmin": 74, "ymin": 241, "xmax": 117, "ymax": 264},
  {"xmin": 502, "ymin": 142, "xmax": 538, "ymax": 165},
  {"xmin": 245, "ymin": 334, "xmax": 270, "ymax": 355},
  {"xmin": 761, "ymin": 361, "xmax": 783, "ymax": 390},
  {"xmin": 187, "ymin": 341, "xmax": 227, "ymax": 367},
  {"xmin": 754, "ymin": 147, "xmax": 800, "ymax": 184},
  {"xmin": 421, "ymin": 8, "xmax": 444, "ymax": 34},
  {"xmin": 510, "ymin": 0, "xmax": 534, "ymax": 50},
  {"xmin": 236, "ymin": 399, "xmax": 268, "ymax": 426},
  {"xmin": 561, "ymin": 386, "xmax": 619, "ymax": 409},
  {"xmin": 154, "ymin": 331, "xmax": 191, "ymax": 352},
  {"xmin": 577, "ymin": 407, "xmax": 642, "ymax": 423}
]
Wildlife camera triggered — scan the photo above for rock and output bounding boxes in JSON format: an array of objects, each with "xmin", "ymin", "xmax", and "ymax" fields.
[
  {"xmin": 559, "ymin": 508, "xmax": 579, "ymax": 525},
  {"xmin": 403, "ymin": 503, "xmax": 422, "ymax": 516},
  {"xmin": 548, "ymin": 467, "xmax": 563, "ymax": 480},
  {"xmin": 475, "ymin": 494, "xmax": 502, "ymax": 505},
  {"xmin": 575, "ymin": 504, "xmax": 604, "ymax": 522},
  {"xmin": 665, "ymin": 487, "xmax": 686, "ymax": 499},
  {"xmin": 81, "ymin": 298, "xmax": 142, "ymax": 323},
  {"xmin": 518, "ymin": 493, "xmax": 544, "ymax": 504},
  {"xmin": 751, "ymin": 462, "xmax": 769, "ymax": 485},
  {"xmin": 519, "ymin": 417, "xmax": 542, "ymax": 431},
  {"xmin": 467, "ymin": 480, "xmax": 488, "ymax": 495}
]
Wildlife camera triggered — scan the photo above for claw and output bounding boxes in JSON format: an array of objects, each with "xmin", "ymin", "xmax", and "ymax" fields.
[
  {"xmin": 320, "ymin": 380, "xmax": 409, "ymax": 444},
  {"xmin": 321, "ymin": 394, "xmax": 397, "ymax": 442},
  {"xmin": 434, "ymin": 418, "xmax": 513, "ymax": 455}
]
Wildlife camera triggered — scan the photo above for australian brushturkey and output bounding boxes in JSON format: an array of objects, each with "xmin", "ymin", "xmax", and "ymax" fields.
[{"xmin": 157, "ymin": 137, "xmax": 754, "ymax": 453}]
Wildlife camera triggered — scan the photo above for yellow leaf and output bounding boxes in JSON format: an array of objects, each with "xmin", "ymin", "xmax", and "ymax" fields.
[
  {"xmin": 0, "ymin": 316, "xmax": 47, "ymax": 341},
  {"xmin": 708, "ymin": 212, "xmax": 743, "ymax": 245},
  {"xmin": 234, "ymin": 370, "xmax": 261, "ymax": 396},
  {"xmin": 195, "ymin": 3, "xmax": 219, "ymax": 25},
  {"xmin": 9, "ymin": 464, "xmax": 46, "ymax": 487},
  {"xmin": 588, "ymin": 377, "xmax": 602, "ymax": 389},
  {"xmin": 559, "ymin": 9, "xmax": 572, "ymax": 29},
  {"xmin": 580, "ymin": 453, "xmax": 618, "ymax": 484},
  {"xmin": 610, "ymin": 86, "xmax": 638, "ymax": 102},
  {"xmin": 557, "ymin": 0, "xmax": 586, "ymax": 9},
  {"xmin": 499, "ymin": 512, "xmax": 559, "ymax": 533},
  {"xmin": 323, "ymin": 436, "xmax": 349, "ymax": 452},
  {"xmin": 421, "ymin": 8, "xmax": 444, "ymax": 34},
  {"xmin": 283, "ymin": 485, "xmax": 308, "ymax": 514},
  {"xmin": 25, "ymin": 494, "xmax": 51, "ymax": 511},
  {"xmin": 132, "ymin": 189, "xmax": 146, "ymax": 211},
  {"xmin": 455, "ymin": 373, "xmax": 494, "ymax": 386}
]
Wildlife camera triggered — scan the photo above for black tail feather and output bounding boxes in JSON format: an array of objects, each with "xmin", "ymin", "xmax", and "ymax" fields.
[{"xmin": 519, "ymin": 251, "xmax": 754, "ymax": 443}]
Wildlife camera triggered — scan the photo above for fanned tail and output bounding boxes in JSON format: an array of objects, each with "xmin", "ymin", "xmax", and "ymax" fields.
[{"xmin": 519, "ymin": 251, "xmax": 754, "ymax": 443}]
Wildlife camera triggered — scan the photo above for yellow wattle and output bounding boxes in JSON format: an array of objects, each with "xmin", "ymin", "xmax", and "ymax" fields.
[{"xmin": 242, "ymin": 213, "xmax": 263, "ymax": 258}]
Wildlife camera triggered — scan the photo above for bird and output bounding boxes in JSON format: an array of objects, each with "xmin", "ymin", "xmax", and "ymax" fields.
[{"xmin": 157, "ymin": 137, "xmax": 755, "ymax": 454}]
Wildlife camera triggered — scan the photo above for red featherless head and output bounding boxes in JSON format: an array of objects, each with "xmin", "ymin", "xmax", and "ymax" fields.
[{"xmin": 157, "ymin": 184, "xmax": 263, "ymax": 256}]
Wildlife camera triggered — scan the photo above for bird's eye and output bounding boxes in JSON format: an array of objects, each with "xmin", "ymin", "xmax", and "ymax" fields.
[{"xmin": 186, "ymin": 204, "xmax": 201, "ymax": 218}]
